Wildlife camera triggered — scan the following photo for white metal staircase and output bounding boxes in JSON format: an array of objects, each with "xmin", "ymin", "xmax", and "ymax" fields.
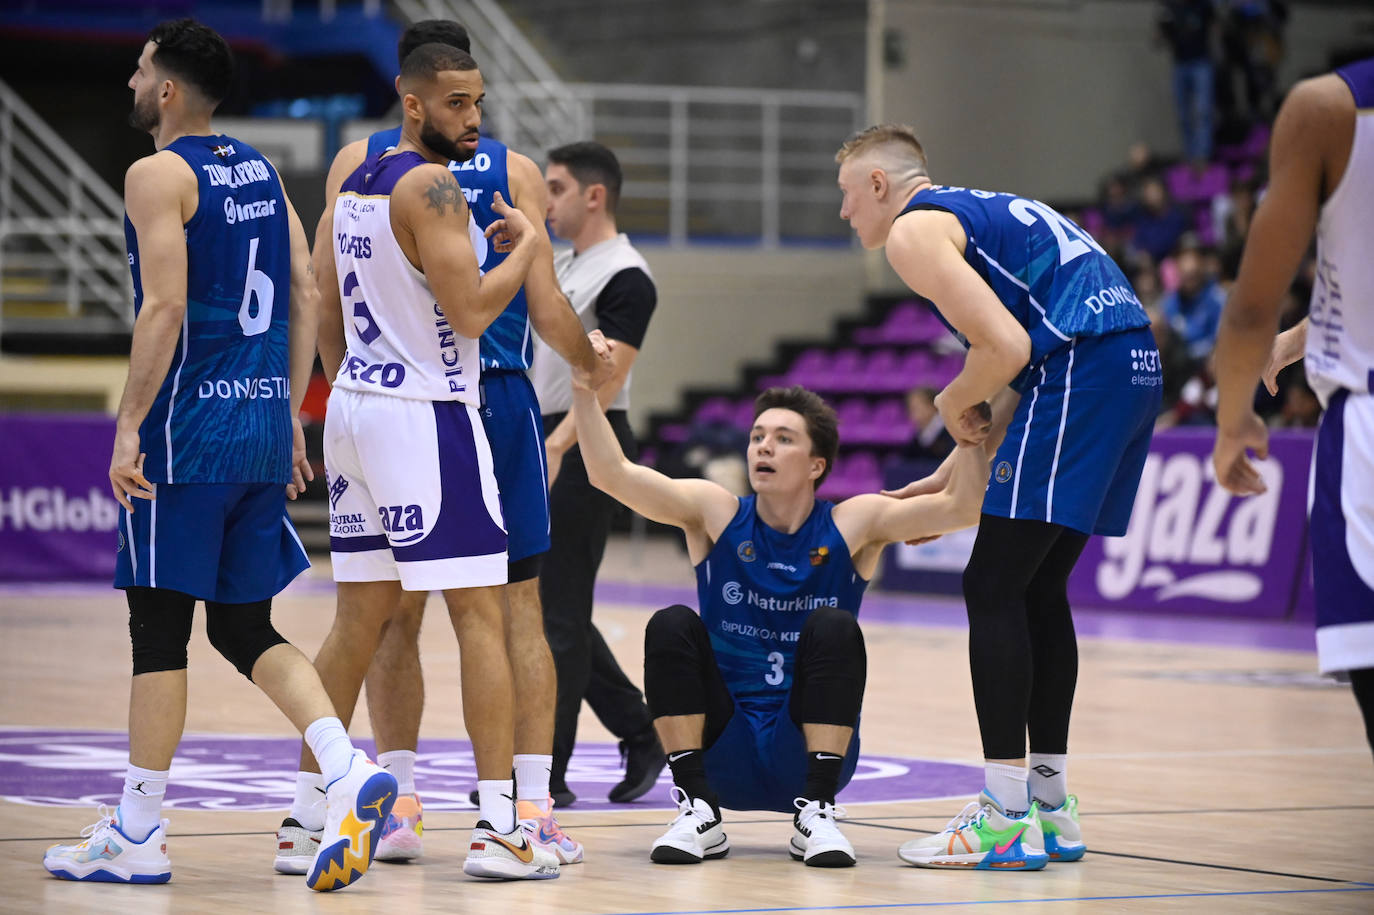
[{"xmin": 0, "ymin": 78, "xmax": 133, "ymax": 344}]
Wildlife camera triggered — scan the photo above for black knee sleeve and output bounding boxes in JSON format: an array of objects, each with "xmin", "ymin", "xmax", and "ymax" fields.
[
  {"xmin": 790, "ymin": 606, "xmax": 866, "ymax": 727},
  {"xmin": 508, "ymin": 552, "xmax": 543, "ymax": 584},
  {"xmin": 127, "ymin": 587, "xmax": 195, "ymax": 675},
  {"xmin": 204, "ymin": 598, "xmax": 288, "ymax": 680},
  {"xmin": 643, "ymin": 605, "xmax": 734, "ymax": 747}
]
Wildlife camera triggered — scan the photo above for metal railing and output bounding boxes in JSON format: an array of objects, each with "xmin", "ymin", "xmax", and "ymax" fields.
[
  {"xmin": 511, "ymin": 82, "xmax": 864, "ymax": 245},
  {"xmin": 392, "ymin": 0, "xmax": 587, "ymax": 152},
  {"xmin": 0, "ymin": 79, "xmax": 132, "ymax": 343}
]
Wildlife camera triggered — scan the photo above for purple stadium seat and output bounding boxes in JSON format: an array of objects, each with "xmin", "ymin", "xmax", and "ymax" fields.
[
  {"xmin": 1166, "ymin": 162, "xmax": 1229, "ymax": 204},
  {"xmin": 835, "ymin": 398, "xmax": 872, "ymax": 441},
  {"xmin": 733, "ymin": 398, "xmax": 757, "ymax": 430},
  {"xmin": 827, "ymin": 349, "xmax": 865, "ymax": 392},
  {"xmin": 867, "ymin": 398, "xmax": 913, "ymax": 446},
  {"xmin": 859, "ymin": 348, "xmax": 900, "ymax": 391},
  {"xmin": 897, "ymin": 349, "xmax": 934, "ymax": 389},
  {"xmin": 694, "ymin": 396, "xmax": 735, "ymax": 425},
  {"xmin": 786, "ymin": 348, "xmax": 830, "ymax": 388}
]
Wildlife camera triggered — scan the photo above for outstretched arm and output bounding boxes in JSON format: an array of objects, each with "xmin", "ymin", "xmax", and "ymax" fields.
[
  {"xmin": 835, "ymin": 443, "xmax": 988, "ymax": 556},
  {"xmin": 571, "ymin": 381, "xmax": 737, "ymax": 562}
]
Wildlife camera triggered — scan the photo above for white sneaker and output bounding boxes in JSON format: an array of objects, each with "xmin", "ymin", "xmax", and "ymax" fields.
[
  {"xmin": 650, "ymin": 786, "xmax": 729, "ymax": 864},
  {"xmin": 307, "ymin": 750, "xmax": 398, "ymax": 892},
  {"xmin": 789, "ymin": 798, "xmax": 855, "ymax": 867},
  {"xmin": 463, "ymin": 820, "xmax": 561, "ymax": 879},
  {"xmin": 274, "ymin": 817, "xmax": 322, "ymax": 875},
  {"xmin": 1037, "ymin": 795, "xmax": 1086, "ymax": 862},
  {"xmin": 44, "ymin": 806, "xmax": 171, "ymax": 884}
]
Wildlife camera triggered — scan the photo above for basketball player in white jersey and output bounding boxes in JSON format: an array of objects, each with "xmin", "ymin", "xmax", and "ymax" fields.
[
  {"xmin": 1213, "ymin": 55, "xmax": 1374, "ymax": 757},
  {"xmin": 299, "ymin": 43, "xmax": 559, "ymax": 879}
]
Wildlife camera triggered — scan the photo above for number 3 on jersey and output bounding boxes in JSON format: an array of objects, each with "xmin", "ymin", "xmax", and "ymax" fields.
[
  {"xmin": 237, "ymin": 237, "xmax": 275, "ymax": 336},
  {"xmin": 765, "ymin": 650, "xmax": 785, "ymax": 686}
]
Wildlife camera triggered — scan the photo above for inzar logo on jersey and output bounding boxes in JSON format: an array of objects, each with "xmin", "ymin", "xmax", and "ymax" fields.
[{"xmin": 223, "ymin": 197, "xmax": 277, "ymax": 226}]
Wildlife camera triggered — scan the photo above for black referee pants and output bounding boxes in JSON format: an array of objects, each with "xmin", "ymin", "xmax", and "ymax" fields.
[{"xmin": 541, "ymin": 410, "xmax": 655, "ymax": 785}]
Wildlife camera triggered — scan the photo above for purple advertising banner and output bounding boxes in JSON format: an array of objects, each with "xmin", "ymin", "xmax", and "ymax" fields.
[
  {"xmin": 1068, "ymin": 427, "xmax": 1314, "ymax": 618},
  {"xmin": 0, "ymin": 413, "xmax": 120, "ymax": 582}
]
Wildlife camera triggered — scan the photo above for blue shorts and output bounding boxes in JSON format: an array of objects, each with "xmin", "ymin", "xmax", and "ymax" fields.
[
  {"xmin": 703, "ymin": 702, "xmax": 860, "ymax": 813},
  {"xmin": 115, "ymin": 482, "xmax": 309, "ymax": 603},
  {"xmin": 983, "ymin": 326, "xmax": 1161, "ymax": 536},
  {"xmin": 480, "ymin": 371, "xmax": 550, "ymax": 569}
]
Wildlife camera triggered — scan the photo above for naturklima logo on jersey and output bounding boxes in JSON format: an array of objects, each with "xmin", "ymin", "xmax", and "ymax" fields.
[{"xmin": 721, "ymin": 581, "xmax": 838, "ymax": 612}]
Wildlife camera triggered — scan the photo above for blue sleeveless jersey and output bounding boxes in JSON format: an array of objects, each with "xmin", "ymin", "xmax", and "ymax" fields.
[
  {"xmin": 367, "ymin": 128, "xmax": 531, "ymax": 371},
  {"xmin": 900, "ymin": 185, "xmax": 1150, "ymax": 392},
  {"xmin": 123, "ymin": 135, "xmax": 292, "ymax": 484},
  {"xmin": 696, "ymin": 496, "xmax": 868, "ymax": 712}
]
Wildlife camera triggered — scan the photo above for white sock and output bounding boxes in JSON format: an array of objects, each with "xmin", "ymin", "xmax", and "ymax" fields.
[
  {"xmin": 514, "ymin": 754, "xmax": 552, "ymax": 802},
  {"xmin": 377, "ymin": 750, "xmax": 417, "ymax": 796},
  {"xmin": 1028, "ymin": 753, "xmax": 1068, "ymax": 809},
  {"xmin": 984, "ymin": 763, "xmax": 1029, "ymax": 817},
  {"xmin": 289, "ymin": 771, "xmax": 327, "ymax": 831},
  {"xmin": 118, "ymin": 764, "xmax": 168, "ymax": 842},
  {"xmin": 477, "ymin": 779, "xmax": 515, "ymax": 833},
  {"xmin": 304, "ymin": 717, "xmax": 355, "ymax": 785}
]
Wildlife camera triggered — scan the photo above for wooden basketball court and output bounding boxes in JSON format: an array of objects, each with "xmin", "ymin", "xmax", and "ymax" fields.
[{"xmin": 2, "ymin": 536, "xmax": 1371, "ymax": 913}]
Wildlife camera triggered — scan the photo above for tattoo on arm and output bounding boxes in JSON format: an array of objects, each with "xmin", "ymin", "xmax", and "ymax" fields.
[{"xmin": 423, "ymin": 175, "xmax": 464, "ymax": 217}]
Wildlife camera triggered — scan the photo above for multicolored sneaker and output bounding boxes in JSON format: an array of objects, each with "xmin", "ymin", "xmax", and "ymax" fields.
[
  {"xmin": 375, "ymin": 793, "xmax": 424, "ymax": 862},
  {"xmin": 1037, "ymin": 794, "xmax": 1086, "ymax": 862},
  {"xmin": 463, "ymin": 820, "xmax": 561, "ymax": 880},
  {"xmin": 518, "ymin": 796, "xmax": 584, "ymax": 865},
  {"xmin": 44, "ymin": 806, "xmax": 171, "ymax": 884},
  {"xmin": 650, "ymin": 787, "xmax": 729, "ymax": 864},
  {"xmin": 307, "ymin": 749, "xmax": 398, "ymax": 892},
  {"xmin": 897, "ymin": 792, "xmax": 1048, "ymax": 870},
  {"xmin": 274, "ymin": 817, "xmax": 322, "ymax": 874},
  {"xmin": 790, "ymin": 798, "xmax": 855, "ymax": 867}
]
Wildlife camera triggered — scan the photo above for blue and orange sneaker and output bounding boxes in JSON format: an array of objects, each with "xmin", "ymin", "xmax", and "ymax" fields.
[
  {"xmin": 375, "ymin": 793, "xmax": 423, "ymax": 862},
  {"xmin": 897, "ymin": 792, "xmax": 1048, "ymax": 870},
  {"xmin": 518, "ymin": 796, "xmax": 584, "ymax": 865},
  {"xmin": 306, "ymin": 750, "xmax": 398, "ymax": 892},
  {"xmin": 44, "ymin": 805, "xmax": 172, "ymax": 884},
  {"xmin": 1037, "ymin": 794, "xmax": 1086, "ymax": 862}
]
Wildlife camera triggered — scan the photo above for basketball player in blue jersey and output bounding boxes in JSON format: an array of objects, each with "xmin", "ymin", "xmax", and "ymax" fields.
[
  {"xmin": 836, "ymin": 125, "xmax": 1161, "ymax": 868},
  {"xmin": 43, "ymin": 19, "xmax": 397, "ymax": 893},
  {"xmin": 275, "ymin": 21, "xmax": 607, "ymax": 869},
  {"xmin": 1213, "ymin": 56, "xmax": 1374, "ymax": 758},
  {"xmin": 572, "ymin": 376, "xmax": 988, "ymax": 867}
]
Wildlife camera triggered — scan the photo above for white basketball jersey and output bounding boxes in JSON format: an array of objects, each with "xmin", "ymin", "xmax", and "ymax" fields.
[
  {"xmin": 1305, "ymin": 62, "xmax": 1374, "ymax": 407},
  {"xmin": 332, "ymin": 150, "xmax": 482, "ymax": 405}
]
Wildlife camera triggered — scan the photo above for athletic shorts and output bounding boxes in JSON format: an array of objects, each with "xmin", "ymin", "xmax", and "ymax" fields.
[
  {"xmin": 703, "ymin": 702, "xmax": 860, "ymax": 814},
  {"xmin": 983, "ymin": 326, "xmax": 1162, "ymax": 536},
  {"xmin": 1310, "ymin": 390, "xmax": 1374, "ymax": 674},
  {"xmin": 325, "ymin": 387, "xmax": 507, "ymax": 591},
  {"xmin": 479, "ymin": 370, "xmax": 551, "ymax": 570},
  {"xmin": 114, "ymin": 482, "xmax": 309, "ymax": 603}
]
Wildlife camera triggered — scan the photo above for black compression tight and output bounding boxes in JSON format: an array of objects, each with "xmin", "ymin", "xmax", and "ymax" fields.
[
  {"xmin": 962, "ymin": 514, "xmax": 1089, "ymax": 760},
  {"xmin": 1350, "ymin": 667, "xmax": 1374, "ymax": 761}
]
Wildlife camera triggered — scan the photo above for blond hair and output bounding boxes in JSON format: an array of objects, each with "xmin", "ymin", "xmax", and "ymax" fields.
[{"xmin": 835, "ymin": 124, "xmax": 929, "ymax": 185}]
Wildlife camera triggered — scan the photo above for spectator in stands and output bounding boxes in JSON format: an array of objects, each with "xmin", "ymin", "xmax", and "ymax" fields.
[
  {"xmin": 1272, "ymin": 379, "xmax": 1321, "ymax": 429},
  {"xmin": 1157, "ymin": 0, "xmax": 1218, "ymax": 164},
  {"xmin": 1161, "ymin": 233, "xmax": 1227, "ymax": 358},
  {"xmin": 1212, "ymin": 177, "xmax": 1258, "ymax": 253},
  {"xmin": 1218, "ymin": 0, "xmax": 1288, "ymax": 127},
  {"xmin": 900, "ymin": 386, "xmax": 955, "ymax": 463},
  {"xmin": 1131, "ymin": 176, "xmax": 1190, "ymax": 262},
  {"xmin": 1147, "ymin": 303, "xmax": 1199, "ymax": 428}
]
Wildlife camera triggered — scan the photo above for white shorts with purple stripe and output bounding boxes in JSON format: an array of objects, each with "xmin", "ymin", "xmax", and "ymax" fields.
[
  {"xmin": 324, "ymin": 387, "xmax": 507, "ymax": 591},
  {"xmin": 1310, "ymin": 390, "xmax": 1374, "ymax": 674}
]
